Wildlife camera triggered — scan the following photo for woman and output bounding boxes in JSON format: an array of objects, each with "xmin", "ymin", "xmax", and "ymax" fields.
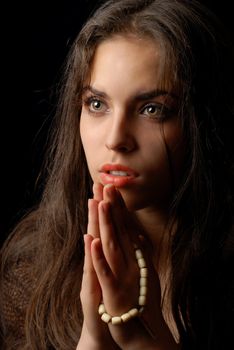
[{"xmin": 1, "ymin": 0, "xmax": 233, "ymax": 349}]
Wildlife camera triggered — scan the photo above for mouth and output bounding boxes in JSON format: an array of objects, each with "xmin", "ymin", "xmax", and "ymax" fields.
[
  {"xmin": 99, "ymin": 164, "xmax": 139, "ymax": 187},
  {"xmin": 107, "ymin": 170, "xmax": 130, "ymax": 176}
]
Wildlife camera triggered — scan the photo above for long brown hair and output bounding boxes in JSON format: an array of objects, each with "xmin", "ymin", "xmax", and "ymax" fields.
[{"xmin": 1, "ymin": 1, "xmax": 233, "ymax": 349}]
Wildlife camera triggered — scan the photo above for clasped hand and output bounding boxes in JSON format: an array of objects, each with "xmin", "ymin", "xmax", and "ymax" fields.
[{"xmin": 77, "ymin": 183, "xmax": 177, "ymax": 350}]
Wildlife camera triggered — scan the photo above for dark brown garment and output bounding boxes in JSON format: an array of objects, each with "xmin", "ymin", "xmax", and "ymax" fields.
[{"xmin": 0, "ymin": 256, "xmax": 35, "ymax": 349}]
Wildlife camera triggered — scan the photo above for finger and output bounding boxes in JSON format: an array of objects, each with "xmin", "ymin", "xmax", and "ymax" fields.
[
  {"xmin": 98, "ymin": 200, "xmax": 126, "ymax": 275},
  {"xmin": 80, "ymin": 234, "xmax": 102, "ymax": 311},
  {"xmin": 81, "ymin": 235, "xmax": 120, "ymax": 346},
  {"xmin": 93, "ymin": 182, "xmax": 103, "ymax": 202},
  {"xmin": 91, "ymin": 237, "xmax": 114, "ymax": 286},
  {"xmin": 91, "ymin": 237, "xmax": 128, "ymax": 315},
  {"xmin": 87, "ymin": 183, "xmax": 103, "ymax": 238},
  {"xmin": 87, "ymin": 199, "xmax": 100, "ymax": 238},
  {"xmin": 103, "ymin": 185, "xmax": 136, "ymax": 264}
]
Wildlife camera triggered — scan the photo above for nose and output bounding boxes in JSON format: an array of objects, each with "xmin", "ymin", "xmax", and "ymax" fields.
[{"xmin": 105, "ymin": 111, "xmax": 136, "ymax": 153}]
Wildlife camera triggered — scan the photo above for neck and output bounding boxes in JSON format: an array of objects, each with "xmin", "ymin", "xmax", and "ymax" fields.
[{"xmin": 134, "ymin": 207, "xmax": 170, "ymax": 246}]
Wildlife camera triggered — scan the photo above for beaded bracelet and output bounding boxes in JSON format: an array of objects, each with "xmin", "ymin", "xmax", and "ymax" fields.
[{"xmin": 98, "ymin": 246, "xmax": 148, "ymax": 325}]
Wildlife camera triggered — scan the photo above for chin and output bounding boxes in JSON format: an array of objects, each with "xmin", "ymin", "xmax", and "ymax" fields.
[
  {"xmin": 119, "ymin": 188, "xmax": 170, "ymax": 214},
  {"xmin": 118, "ymin": 189, "xmax": 149, "ymax": 212}
]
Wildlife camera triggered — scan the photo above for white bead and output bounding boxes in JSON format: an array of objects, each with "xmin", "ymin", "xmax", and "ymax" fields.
[
  {"xmin": 135, "ymin": 249, "xmax": 143, "ymax": 259},
  {"xmin": 128, "ymin": 308, "xmax": 139, "ymax": 317},
  {"xmin": 121, "ymin": 312, "xmax": 132, "ymax": 322},
  {"xmin": 138, "ymin": 258, "xmax": 146, "ymax": 268},
  {"xmin": 99, "ymin": 243, "xmax": 148, "ymax": 325},
  {"xmin": 112, "ymin": 316, "xmax": 122, "ymax": 325},
  {"xmin": 140, "ymin": 267, "xmax": 148, "ymax": 277},
  {"xmin": 140, "ymin": 277, "xmax": 147, "ymax": 286},
  {"xmin": 139, "ymin": 295, "xmax": 146, "ymax": 306},
  {"xmin": 98, "ymin": 303, "xmax": 106, "ymax": 315},
  {"xmin": 140, "ymin": 286, "xmax": 147, "ymax": 296},
  {"xmin": 101, "ymin": 313, "xmax": 112, "ymax": 323}
]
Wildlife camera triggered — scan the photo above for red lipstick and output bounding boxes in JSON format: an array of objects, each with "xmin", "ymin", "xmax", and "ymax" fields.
[{"xmin": 100, "ymin": 164, "xmax": 139, "ymax": 187}]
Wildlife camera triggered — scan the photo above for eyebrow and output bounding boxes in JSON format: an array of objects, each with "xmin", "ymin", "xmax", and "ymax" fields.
[
  {"xmin": 82, "ymin": 85, "xmax": 178, "ymax": 101},
  {"xmin": 82, "ymin": 86, "xmax": 108, "ymax": 99}
]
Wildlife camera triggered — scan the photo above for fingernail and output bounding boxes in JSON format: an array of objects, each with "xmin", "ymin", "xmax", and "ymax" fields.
[
  {"xmin": 104, "ymin": 184, "xmax": 114, "ymax": 189},
  {"xmin": 104, "ymin": 184, "xmax": 115, "ymax": 197}
]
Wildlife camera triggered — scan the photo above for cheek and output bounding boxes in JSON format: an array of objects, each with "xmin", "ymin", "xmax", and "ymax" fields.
[
  {"xmin": 80, "ymin": 116, "xmax": 95, "ymax": 154},
  {"xmin": 80, "ymin": 114, "xmax": 104, "ymax": 147},
  {"xmin": 80, "ymin": 116, "xmax": 103, "ymax": 181}
]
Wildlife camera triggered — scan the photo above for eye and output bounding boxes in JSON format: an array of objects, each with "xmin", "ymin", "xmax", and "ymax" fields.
[
  {"xmin": 90, "ymin": 99, "xmax": 104, "ymax": 111},
  {"xmin": 83, "ymin": 96, "xmax": 108, "ymax": 114},
  {"xmin": 140, "ymin": 103, "xmax": 165, "ymax": 119},
  {"xmin": 88, "ymin": 98, "xmax": 106, "ymax": 113},
  {"xmin": 140, "ymin": 102, "xmax": 174, "ymax": 121},
  {"xmin": 143, "ymin": 104, "xmax": 160, "ymax": 116}
]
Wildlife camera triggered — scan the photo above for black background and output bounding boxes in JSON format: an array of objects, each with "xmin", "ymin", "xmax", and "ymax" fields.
[{"xmin": 1, "ymin": 1, "xmax": 233, "ymax": 246}]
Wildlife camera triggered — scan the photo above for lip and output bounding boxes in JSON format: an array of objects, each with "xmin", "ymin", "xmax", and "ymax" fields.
[{"xmin": 99, "ymin": 164, "xmax": 139, "ymax": 187}]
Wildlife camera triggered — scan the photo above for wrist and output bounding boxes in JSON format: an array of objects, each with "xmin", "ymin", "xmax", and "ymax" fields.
[
  {"xmin": 76, "ymin": 324, "xmax": 102, "ymax": 350},
  {"xmin": 77, "ymin": 323, "xmax": 119, "ymax": 350},
  {"xmin": 76, "ymin": 334, "xmax": 100, "ymax": 350}
]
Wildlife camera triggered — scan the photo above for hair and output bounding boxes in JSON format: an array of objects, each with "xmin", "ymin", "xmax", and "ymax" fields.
[{"xmin": 1, "ymin": 0, "xmax": 234, "ymax": 349}]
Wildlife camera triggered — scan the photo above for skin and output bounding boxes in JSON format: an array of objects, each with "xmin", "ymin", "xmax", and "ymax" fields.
[{"xmin": 78, "ymin": 35, "xmax": 184, "ymax": 349}]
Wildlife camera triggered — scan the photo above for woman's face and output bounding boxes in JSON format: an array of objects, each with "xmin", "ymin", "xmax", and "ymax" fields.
[{"xmin": 80, "ymin": 35, "xmax": 184, "ymax": 212}]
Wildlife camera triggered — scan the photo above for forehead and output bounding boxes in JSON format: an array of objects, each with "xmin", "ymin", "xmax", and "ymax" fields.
[
  {"xmin": 94, "ymin": 34, "xmax": 159, "ymax": 59},
  {"xmin": 88, "ymin": 34, "xmax": 174, "ymax": 92}
]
